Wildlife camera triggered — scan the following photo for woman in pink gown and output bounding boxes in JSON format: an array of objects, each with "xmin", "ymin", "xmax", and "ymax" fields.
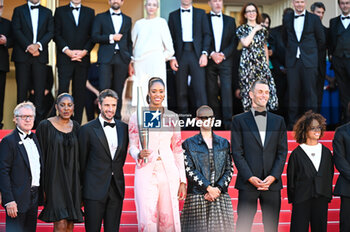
[{"xmin": 128, "ymin": 77, "xmax": 186, "ymax": 232}]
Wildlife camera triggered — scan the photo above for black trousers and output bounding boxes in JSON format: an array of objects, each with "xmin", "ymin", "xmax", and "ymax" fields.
[
  {"xmin": 84, "ymin": 180, "xmax": 123, "ymax": 232},
  {"xmin": 206, "ymin": 59, "xmax": 233, "ymax": 129},
  {"xmin": 57, "ymin": 62, "xmax": 89, "ymax": 124},
  {"xmin": 0, "ymin": 71, "xmax": 6, "ymax": 128},
  {"xmin": 175, "ymin": 46, "xmax": 207, "ymax": 114},
  {"xmin": 99, "ymin": 52, "xmax": 128, "ymax": 120},
  {"xmin": 6, "ymin": 187, "xmax": 39, "ymax": 232},
  {"xmin": 15, "ymin": 61, "xmax": 47, "ymax": 126},
  {"xmin": 287, "ymin": 59, "xmax": 318, "ymax": 129},
  {"xmin": 236, "ymin": 190, "xmax": 281, "ymax": 232},
  {"xmin": 290, "ymin": 197, "xmax": 328, "ymax": 232},
  {"xmin": 340, "ymin": 196, "xmax": 350, "ymax": 232},
  {"xmin": 332, "ymin": 56, "xmax": 350, "ymax": 123}
]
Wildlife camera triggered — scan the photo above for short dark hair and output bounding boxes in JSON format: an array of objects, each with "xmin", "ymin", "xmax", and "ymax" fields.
[
  {"xmin": 98, "ymin": 89, "xmax": 118, "ymax": 104},
  {"xmin": 250, "ymin": 79, "xmax": 269, "ymax": 92},
  {"xmin": 311, "ymin": 2, "xmax": 326, "ymax": 12},
  {"xmin": 56, "ymin": 93, "xmax": 74, "ymax": 105},
  {"xmin": 283, "ymin": 7, "xmax": 294, "ymax": 17},
  {"xmin": 293, "ymin": 111, "xmax": 326, "ymax": 144}
]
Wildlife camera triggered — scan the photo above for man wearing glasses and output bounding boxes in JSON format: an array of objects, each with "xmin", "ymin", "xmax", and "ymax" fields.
[{"xmin": 0, "ymin": 102, "xmax": 43, "ymax": 232}]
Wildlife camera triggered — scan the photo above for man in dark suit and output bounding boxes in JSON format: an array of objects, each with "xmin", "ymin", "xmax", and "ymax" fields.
[
  {"xmin": 54, "ymin": 0, "xmax": 95, "ymax": 124},
  {"xmin": 206, "ymin": 0, "xmax": 237, "ymax": 130},
  {"xmin": 329, "ymin": 0, "xmax": 350, "ymax": 123},
  {"xmin": 283, "ymin": 0, "xmax": 325, "ymax": 129},
  {"xmin": 0, "ymin": 3, "xmax": 12, "ymax": 129},
  {"xmin": 11, "ymin": 0, "xmax": 54, "ymax": 127},
  {"xmin": 79, "ymin": 89, "xmax": 129, "ymax": 232},
  {"xmin": 91, "ymin": 0, "xmax": 132, "ymax": 120},
  {"xmin": 333, "ymin": 117, "xmax": 350, "ymax": 232},
  {"xmin": 231, "ymin": 80, "xmax": 288, "ymax": 232},
  {"xmin": 0, "ymin": 102, "xmax": 43, "ymax": 232},
  {"xmin": 168, "ymin": 0, "xmax": 211, "ymax": 114}
]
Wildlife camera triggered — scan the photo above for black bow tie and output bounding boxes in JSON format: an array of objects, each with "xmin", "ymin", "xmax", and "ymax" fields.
[
  {"xmin": 71, "ymin": 6, "xmax": 80, "ymax": 11},
  {"xmin": 294, "ymin": 14, "xmax": 305, "ymax": 19},
  {"xmin": 112, "ymin": 12, "xmax": 121, "ymax": 16},
  {"xmin": 211, "ymin": 13, "xmax": 221, "ymax": 17},
  {"xmin": 181, "ymin": 9, "xmax": 190, "ymax": 13},
  {"xmin": 255, "ymin": 111, "xmax": 267, "ymax": 117},
  {"xmin": 30, "ymin": 5, "xmax": 40, "ymax": 10},
  {"xmin": 342, "ymin": 16, "xmax": 350, "ymax": 20},
  {"xmin": 104, "ymin": 121, "xmax": 116, "ymax": 128},
  {"xmin": 24, "ymin": 133, "xmax": 34, "ymax": 140}
]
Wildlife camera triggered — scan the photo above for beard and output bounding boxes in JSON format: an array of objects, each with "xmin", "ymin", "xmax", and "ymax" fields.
[{"xmin": 111, "ymin": 4, "xmax": 120, "ymax": 10}]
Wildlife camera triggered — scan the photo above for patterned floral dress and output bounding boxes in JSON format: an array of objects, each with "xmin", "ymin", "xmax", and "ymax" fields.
[{"xmin": 236, "ymin": 24, "xmax": 278, "ymax": 111}]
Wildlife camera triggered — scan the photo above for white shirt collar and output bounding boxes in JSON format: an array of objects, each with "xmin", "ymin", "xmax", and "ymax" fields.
[
  {"xmin": 294, "ymin": 10, "xmax": 306, "ymax": 17},
  {"xmin": 99, "ymin": 114, "xmax": 115, "ymax": 127},
  {"xmin": 70, "ymin": 2, "xmax": 81, "ymax": 8},
  {"xmin": 28, "ymin": 1, "xmax": 40, "ymax": 7},
  {"xmin": 109, "ymin": 8, "xmax": 121, "ymax": 15},
  {"xmin": 17, "ymin": 127, "xmax": 32, "ymax": 139},
  {"xmin": 341, "ymin": 13, "xmax": 350, "ymax": 18},
  {"xmin": 181, "ymin": 6, "xmax": 193, "ymax": 12},
  {"xmin": 210, "ymin": 11, "xmax": 222, "ymax": 16}
]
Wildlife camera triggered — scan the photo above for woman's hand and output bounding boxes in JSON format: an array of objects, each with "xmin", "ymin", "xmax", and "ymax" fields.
[
  {"xmin": 253, "ymin": 24, "xmax": 263, "ymax": 32},
  {"xmin": 206, "ymin": 186, "xmax": 221, "ymax": 200},
  {"xmin": 138, "ymin": 149, "xmax": 152, "ymax": 160},
  {"xmin": 178, "ymin": 182, "xmax": 187, "ymax": 200}
]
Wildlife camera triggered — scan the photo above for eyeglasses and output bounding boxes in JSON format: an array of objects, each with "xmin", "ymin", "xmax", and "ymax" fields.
[
  {"xmin": 16, "ymin": 115, "xmax": 35, "ymax": 120},
  {"xmin": 309, "ymin": 126, "xmax": 322, "ymax": 131},
  {"xmin": 245, "ymin": 10, "xmax": 257, "ymax": 14},
  {"xmin": 198, "ymin": 116, "xmax": 214, "ymax": 120}
]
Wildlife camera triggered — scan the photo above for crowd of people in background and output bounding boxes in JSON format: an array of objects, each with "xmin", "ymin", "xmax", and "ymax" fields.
[{"xmin": 1, "ymin": 0, "xmax": 350, "ymax": 231}]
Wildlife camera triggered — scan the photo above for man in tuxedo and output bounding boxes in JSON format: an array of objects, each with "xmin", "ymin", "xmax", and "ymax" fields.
[
  {"xmin": 0, "ymin": 102, "xmax": 43, "ymax": 232},
  {"xmin": 329, "ymin": 0, "xmax": 350, "ymax": 123},
  {"xmin": 206, "ymin": 0, "xmax": 237, "ymax": 130},
  {"xmin": 268, "ymin": 7, "xmax": 293, "ymax": 120},
  {"xmin": 231, "ymin": 80, "xmax": 288, "ymax": 232},
  {"xmin": 79, "ymin": 89, "xmax": 129, "ymax": 232},
  {"xmin": 91, "ymin": 0, "xmax": 132, "ymax": 120},
  {"xmin": 283, "ymin": 0, "xmax": 325, "ymax": 129},
  {"xmin": 54, "ymin": 0, "xmax": 95, "ymax": 124},
  {"xmin": 168, "ymin": 0, "xmax": 211, "ymax": 115},
  {"xmin": 0, "ymin": 3, "xmax": 12, "ymax": 129},
  {"xmin": 11, "ymin": 0, "xmax": 54, "ymax": 127}
]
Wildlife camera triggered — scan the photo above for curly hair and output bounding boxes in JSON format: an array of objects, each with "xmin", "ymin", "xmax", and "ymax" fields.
[
  {"xmin": 293, "ymin": 111, "xmax": 326, "ymax": 144},
  {"xmin": 239, "ymin": 2, "xmax": 261, "ymax": 25}
]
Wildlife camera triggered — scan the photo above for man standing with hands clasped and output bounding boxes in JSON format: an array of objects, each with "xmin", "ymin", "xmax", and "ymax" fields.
[{"xmin": 231, "ymin": 80, "xmax": 288, "ymax": 232}]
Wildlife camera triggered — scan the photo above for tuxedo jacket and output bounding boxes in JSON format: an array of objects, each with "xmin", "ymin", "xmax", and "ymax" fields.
[
  {"xmin": 333, "ymin": 122, "xmax": 350, "ymax": 197},
  {"xmin": 0, "ymin": 129, "xmax": 44, "ymax": 212},
  {"xmin": 269, "ymin": 25, "xmax": 286, "ymax": 71},
  {"xmin": 79, "ymin": 118, "xmax": 129, "ymax": 201},
  {"xmin": 329, "ymin": 15, "xmax": 350, "ymax": 58},
  {"xmin": 54, "ymin": 4, "xmax": 95, "ymax": 67},
  {"xmin": 207, "ymin": 13, "xmax": 237, "ymax": 61},
  {"xmin": 11, "ymin": 4, "xmax": 54, "ymax": 64},
  {"xmin": 168, "ymin": 7, "xmax": 211, "ymax": 60},
  {"xmin": 282, "ymin": 11, "xmax": 325, "ymax": 68},
  {"xmin": 231, "ymin": 111, "xmax": 288, "ymax": 191},
  {"xmin": 91, "ymin": 10, "xmax": 132, "ymax": 64},
  {"xmin": 287, "ymin": 145, "xmax": 334, "ymax": 204},
  {"xmin": 0, "ymin": 17, "xmax": 13, "ymax": 72}
]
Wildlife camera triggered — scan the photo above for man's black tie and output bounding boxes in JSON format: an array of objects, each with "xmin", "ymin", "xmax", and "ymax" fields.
[
  {"xmin": 112, "ymin": 12, "xmax": 121, "ymax": 16},
  {"xmin": 342, "ymin": 16, "xmax": 350, "ymax": 20},
  {"xmin": 104, "ymin": 121, "xmax": 116, "ymax": 128},
  {"xmin": 30, "ymin": 5, "xmax": 40, "ymax": 10},
  {"xmin": 294, "ymin": 14, "xmax": 305, "ymax": 19},
  {"xmin": 71, "ymin": 6, "xmax": 80, "ymax": 11},
  {"xmin": 255, "ymin": 111, "xmax": 267, "ymax": 117},
  {"xmin": 24, "ymin": 133, "xmax": 34, "ymax": 140},
  {"xmin": 181, "ymin": 9, "xmax": 190, "ymax": 13},
  {"xmin": 211, "ymin": 13, "xmax": 221, "ymax": 17}
]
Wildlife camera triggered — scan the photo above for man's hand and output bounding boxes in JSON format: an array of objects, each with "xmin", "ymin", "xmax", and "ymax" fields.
[
  {"xmin": 211, "ymin": 52, "xmax": 224, "ymax": 64},
  {"xmin": 6, "ymin": 201, "xmax": 18, "ymax": 218},
  {"xmin": 128, "ymin": 62, "xmax": 135, "ymax": 76},
  {"xmin": 199, "ymin": 54, "xmax": 208, "ymax": 67},
  {"xmin": 0, "ymin": 34, "xmax": 7, "ymax": 45},
  {"xmin": 26, "ymin": 44, "xmax": 40, "ymax": 56},
  {"xmin": 113, "ymin": 33, "xmax": 123, "ymax": 42},
  {"xmin": 170, "ymin": 59, "xmax": 179, "ymax": 71},
  {"xmin": 248, "ymin": 176, "xmax": 266, "ymax": 189}
]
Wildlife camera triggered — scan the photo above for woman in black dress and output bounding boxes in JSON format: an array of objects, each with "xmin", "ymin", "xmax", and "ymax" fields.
[
  {"xmin": 36, "ymin": 93, "xmax": 83, "ymax": 232},
  {"xmin": 287, "ymin": 111, "xmax": 334, "ymax": 232}
]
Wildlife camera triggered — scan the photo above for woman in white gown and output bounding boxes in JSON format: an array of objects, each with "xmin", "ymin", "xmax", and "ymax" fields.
[{"xmin": 130, "ymin": 0, "xmax": 174, "ymax": 106}]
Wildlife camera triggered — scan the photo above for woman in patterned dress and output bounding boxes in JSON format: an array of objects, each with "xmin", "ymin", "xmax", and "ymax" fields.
[
  {"xmin": 181, "ymin": 105, "xmax": 234, "ymax": 232},
  {"xmin": 236, "ymin": 2, "xmax": 278, "ymax": 111}
]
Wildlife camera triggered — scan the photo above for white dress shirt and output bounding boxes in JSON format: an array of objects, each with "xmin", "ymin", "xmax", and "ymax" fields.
[
  {"xmin": 99, "ymin": 115, "xmax": 118, "ymax": 159},
  {"xmin": 70, "ymin": 2, "xmax": 81, "ymax": 26},
  {"xmin": 251, "ymin": 109, "xmax": 267, "ymax": 146},
  {"xmin": 294, "ymin": 10, "xmax": 305, "ymax": 58},
  {"xmin": 300, "ymin": 143, "xmax": 322, "ymax": 172},
  {"xmin": 180, "ymin": 6, "xmax": 193, "ymax": 42},
  {"xmin": 17, "ymin": 127, "xmax": 41, "ymax": 187},
  {"xmin": 210, "ymin": 11, "xmax": 223, "ymax": 52},
  {"xmin": 341, "ymin": 14, "xmax": 350, "ymax": 29},
  {"xmin": 28, "ymin": 1, "xmax": 40, "ymax": 44},
  {"xmin": 109, "ymin": 8, "xmax": 123, "ymax": 50}
]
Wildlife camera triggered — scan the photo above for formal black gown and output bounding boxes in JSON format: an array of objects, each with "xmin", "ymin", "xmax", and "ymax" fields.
[{"xmin": 36, "ymin": 119, "xmax": 83, "ymax": 222}]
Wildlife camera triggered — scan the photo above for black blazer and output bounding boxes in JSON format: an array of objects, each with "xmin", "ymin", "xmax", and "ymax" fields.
[
  {"xmin": 0, "ymin": 129, "xmax": 44, "ymax": 212},
  {"xmin": 91, "ymin": 11, "xmax": 132, "ymax": 64},
  {"xmin": 329, "ymin": 15, "xmax": 350, "ymax": 58},
  {"xmin": 231, "ymin": 111, "xmax": 288, "ymax": 191},
  {"xmin": 0, "ymin": 17, "xmax": 13, "ymax": 72},
  {"xmin": 54, "ymin": 4, "xmax": 95, "ymax": 67},
  {"xmin": 207, "ymin": 13, "xmax": 237, "ymax": 61},
  {"xmin": 168, "ymin": 7, "xmax": 211, "ymax": 60},
  {"xmin": 282, "ymin": 11, "xmax": 325, "ymax": 68},
  {"xmin": 287, "ymin": 145, "xmax": 334, "ymax": 204},
  {"xmin": 11, "ymin": 4, "xmax": 54, "ymax": 63},
  {"xmin": 333, "ymin": 122, "xmax": 350, "ymax": 197},
  {"xmin": 78, "ymin": 119, "xmax": 129, "ymax": 201},
  {"xmin": 269, "ymin": 25, "xmax": 286, "ymax": 71}
]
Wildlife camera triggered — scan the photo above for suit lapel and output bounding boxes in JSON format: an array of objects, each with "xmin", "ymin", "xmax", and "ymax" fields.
[
  {"xmin": 15, "ymin": 131, "xmax": 31, "ymax": 169},
  {"xmin": 113, "ymin": 121, "xmax": 124, "ymax": 161},
  {"xmin": 220, "ymin": 15, "xmax": 228, "ymax": 51},
  {"xmin": 299, "ymin": 11, "xmax": 308, "ymax": 41},
  {"xmin": 32, "ymin": 134, "xmax": 44, "ymax": 168},
  {"xmin": 244, "ymin": 112, "xmax": 263, "ymax": 147},
  {"xmin": 264, "ymin": 113, "xmax": 273, "ymax": 147},
  {"xmin": 119, "ymin": 14, "xmax": 127, "ymax": 34},
  {"xmin": 37, "ymin": 6, "xmax": 46, "ymax": 35},
  {"xmin": 105, "ymin": 11, "xmax": 116, "ymax": 34},
  {"xmin": 65, "ymin": 5, "xmax": 77, "ymax": 27},
  {"xmin": 92, "ymin": 119, "xmax": 112, "ymax": 158},
  {"xmin": 78, "ymin": 7, "xmax": 86, "ymax": 28},
  {"xmin": 337, "ymin": 16, "xmax": 347, "ymax": 34},
  {"xmin": 23, "ymin": 5, "xmax": 34, "ymax": 34},
  {"xmin": 298, "ymin": 146, "xmax": 318, "ymax": 173},
  {"xmin": 192, "ymin": 8, "xmax": 197, "ymax": 39}
]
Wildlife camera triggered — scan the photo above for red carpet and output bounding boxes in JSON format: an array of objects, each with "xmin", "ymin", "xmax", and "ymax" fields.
[{"xmin": 0, "ymin": 131, "xmax": 339, "ymax": 231}]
